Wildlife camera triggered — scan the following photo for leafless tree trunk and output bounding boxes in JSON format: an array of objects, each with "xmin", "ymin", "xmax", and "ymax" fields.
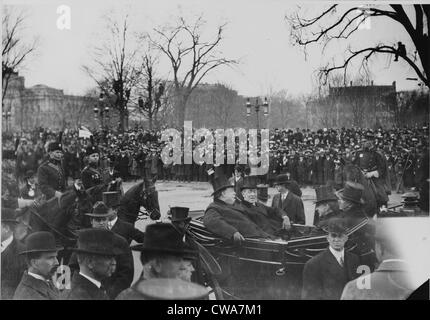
[
  {"xmin": 287, "ymin": 5, "xmax": 430, "ymax": 88},
  {"xmin": 147, "ymin": 15, "xmax": 238, "ymax": 127},
  {"xmin": 82, "ymin": 15, "xmax": 142, "ymax": 132},
  {"xmin": 2, "ymin": 7, "xmax": 37, "ymax": 101}
]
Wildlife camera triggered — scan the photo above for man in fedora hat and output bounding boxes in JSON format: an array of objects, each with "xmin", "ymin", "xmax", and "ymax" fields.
[
  {"xmin": 37, "ymin": 141, "xmax": 66, "ymax": 200},
  {"xmin": 64, "ymin": 229, "xmax": 122, "ymax": 300},
  {"xmin": 302, "ymin": 218, "xmax": 360, "ymax": 300},
  {"xmin": 271, "ymin": 174, "xmax": 305, "ymax": 225},
  {"xmin": 1, "ymin": 208, "xmax": 26, "ymax": 299},
  {"xmin": 235, "ymin": 176, "xmax": 291, "ymax": 237},
  {"xmin": 203, "ymin": 175, "xmax": 272, "ymax": 244},
  {"xmin": 68, "ymin": 201, "xmax": 135, "ymax": 299},
  {"xmin": 116, "ymin": 223, "xmax": 200, "ymax": 300},
  {"xmin": 81, "ymin": 145, "xmax": 102, "ymax": 190},
  {"xmin": 313, "ymin": 185, "xmax": 341, "ymax": 228},
  {"xmin": 337, "ymin": 181, "xmax": 368, "ymax": 224},
  {"xmin": 13, "ymin": 231, "xmax": 63, "ymax": 300},
  {"xmin": 125, "ymin": 278, "xmax": 209, "ymax": 300}
]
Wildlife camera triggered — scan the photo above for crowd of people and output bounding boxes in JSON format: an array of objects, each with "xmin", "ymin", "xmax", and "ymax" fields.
[
  {"xmin": 2, "ymin": 123, "xmax": 429, "ymax": 193},
  {"xmin": 1, "ymin": 123, "xmax": 429, "ymax": 300}
]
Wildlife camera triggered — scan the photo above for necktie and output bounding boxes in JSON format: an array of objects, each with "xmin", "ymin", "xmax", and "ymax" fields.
[{"xmin": 339, "ymin": 256, "xmax": 344, "ymax": 267}]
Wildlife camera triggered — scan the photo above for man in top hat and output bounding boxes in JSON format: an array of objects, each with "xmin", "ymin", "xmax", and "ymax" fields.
[
  {"xmin": 37, "ymin": 141, "xmax": 66, "ymax": 200},
  {"xmin": 271, "ymin": 174, "xmax": 306, "ymax": 225},
  {"xmin": 68, "ymin": 201, "xmax": 135, "ymax": 299},
  {"xmin": 313, "ymin": 185, "xmax": 341, "ymax": 228},
  {"xmin": 64, "ymin": 228, "xmax": 122, "ymax": 300},
  {"xmin": 13, "ymin": 231, "xmax": 63, "ymax": 300},
  {"xmin": 116, "ymin": 223, "xmax": 202, "ymax": 300},
  {"xmin": 203, "ymin": 175, "xmax": 273, "ymax": 243},
  {"xmin": 235, "ymin": 176, "xmax": 291, "ymax": 237},
  {"xmin": 1, "ymin": 208, "xmax": 26, "ymax": 299},
  {"xmin": 301, "ymin": 218, "xmax": 360, "ymax": 300},
  {"xmin": 341, "ymin": 219, "xmax": 419, "ymax": 300},
  {"xmin": 81, "ymin": 145, "xmax": 102, "ymax": 190}
]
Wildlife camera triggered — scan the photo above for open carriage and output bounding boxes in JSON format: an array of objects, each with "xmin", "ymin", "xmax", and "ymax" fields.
[{"xmin": 188, "ymin": 210, "xmax": 374, "ymax": 300}]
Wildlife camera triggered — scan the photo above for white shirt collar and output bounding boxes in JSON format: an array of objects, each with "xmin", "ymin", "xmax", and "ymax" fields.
[
  {"xmin": 28, "ymin": 271, "xmax": 48, "ymax": 282},
  {"xmin": 1, "ymin": 235, "xmax": 13, "ymax": 253},
  {"xmin": 108, "ymin": 216, "xmax": 118, "ymax": 229},
  {"xmin": 79, "ymin": 271, "xmax": 101, "ymax": 288},
  {"xmin": 281, "ymin": 191, "xmax": 289, "ymax": 200},
  {"xmin": 329, "ymin": 246, "xmax": 344, "ymax": 265}
]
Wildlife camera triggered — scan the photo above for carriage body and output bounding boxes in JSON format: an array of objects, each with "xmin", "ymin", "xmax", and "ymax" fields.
[{"xmin": 188, "ymin": 210, "xmax": 372, "ymax": 299}]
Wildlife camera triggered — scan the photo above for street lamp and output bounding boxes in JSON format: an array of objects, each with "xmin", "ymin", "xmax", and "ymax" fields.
[
  {"xmin": 3, "ymin": 109, "xmax": 12, "ymax": 132},
  {"xmin": 245, "ymin": 97, "xmax": 269, "ymax": 130}
]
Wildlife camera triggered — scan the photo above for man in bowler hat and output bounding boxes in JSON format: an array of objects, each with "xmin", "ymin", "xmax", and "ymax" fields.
[
  {"xmin": 64, "ymin": 229, "xmax": 122, "ymax": 300},
  {"xmin": 301, "ymin": 218, "xmax": 360, "ymax": 300},
  {"xmin": 68, "ymin": 201, "xmax": 135, "ymax": 299},
  {"xmin": 13, "ymin": 231, "xmax": 63, "ymax": 300}
]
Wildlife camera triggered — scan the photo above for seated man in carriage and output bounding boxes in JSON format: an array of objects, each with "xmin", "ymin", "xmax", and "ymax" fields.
[
  {"xmin": 234, "ymin": 176, "xmax": 291, "ymax": 236},
  {"xmin": 203, "ymin": 175, "xmax": 275, "ymax": 243}
]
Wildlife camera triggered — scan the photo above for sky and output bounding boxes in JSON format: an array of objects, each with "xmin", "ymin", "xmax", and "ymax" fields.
[{"xmin": 2, "ymin": 0, "xmax": 426, "ymax": 97}]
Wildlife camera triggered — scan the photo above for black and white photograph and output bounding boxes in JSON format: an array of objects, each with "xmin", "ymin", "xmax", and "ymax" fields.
[{"xmin": 1, "ymin": 0, "xmax": 429, "ymax": 305}]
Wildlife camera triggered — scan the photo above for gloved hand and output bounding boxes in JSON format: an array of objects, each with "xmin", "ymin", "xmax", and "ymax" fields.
[{"xmin": 232, "ymin": 231, "xmax": 245, "ymax": 244}]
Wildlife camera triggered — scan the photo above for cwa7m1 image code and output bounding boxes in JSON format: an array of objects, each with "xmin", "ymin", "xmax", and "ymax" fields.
[{"xmin": 210, "ymin": 305, "xmax": 262, "ymax": 315}]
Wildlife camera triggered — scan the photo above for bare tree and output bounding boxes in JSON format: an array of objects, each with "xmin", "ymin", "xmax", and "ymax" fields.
[
  {"xmin": 2, "ymin": 8, "xmax": 37, "ymax": 101},
  {"xmin": 134, "ymin": 51, "xmax": 166, "ymax": 130},
  {"xmin": 287, "ymin": 5, "xmax": 430, "ymax": 88},
  {"xmin": 147, "ymin": 15, "xmax": 238, "ymax": 126},
  {"xmin": 83, "ymin": 15, "xmax": 143, "ymax": 132}
]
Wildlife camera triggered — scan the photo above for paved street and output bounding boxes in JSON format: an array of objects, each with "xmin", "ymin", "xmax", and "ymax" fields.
[{"xmin": 124, "ymin": 180, "xmax": 405, "ymax": 284}]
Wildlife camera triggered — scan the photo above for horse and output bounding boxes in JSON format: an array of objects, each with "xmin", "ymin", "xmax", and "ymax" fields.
[
  {"xmin": 342, "ymin": 163, "xmax": 379, "ymax": 217},
  {"xmin": 116, "ymin": 178, "xmax": 161, "ymax": 225},
  {"xmin": 14, "ymin": 181, "xmax": 117, "ymax": 263}
]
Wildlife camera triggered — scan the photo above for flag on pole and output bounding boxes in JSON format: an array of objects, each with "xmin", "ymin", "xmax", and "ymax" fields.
[{"xmin": 79, "ymin": 126, "xmax": 92, "ymax": 138}]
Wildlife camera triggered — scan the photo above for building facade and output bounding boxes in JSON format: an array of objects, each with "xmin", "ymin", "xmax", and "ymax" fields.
[{"xmin": 2, "ymin": 73, "xmax": 98, "ymax": 132}]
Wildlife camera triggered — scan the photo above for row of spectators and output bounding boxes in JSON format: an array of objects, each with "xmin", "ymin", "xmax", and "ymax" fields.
[{"xmin": 2, "ymin": 124, "xmax": 428, "ymax": 192}]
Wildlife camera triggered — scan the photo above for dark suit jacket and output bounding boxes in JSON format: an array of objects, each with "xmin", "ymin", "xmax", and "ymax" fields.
[
  {"xmin": 13, "ymin": 272, "xmax": 60, "ymax": 300},
  {"xmin": 1, "ymin": 238, "xmax": 26, "ymax": 300},
  {"xmin": 235, "ymin": 201, "xmax": 285, "ymax": 236},
  {"xmin": 203, "ymin": 199, "xmax": 271, "ymax": 240},
  {"xmin": 271, "ymin": 192, "xmax": 306, "ymax": 224},
  {"xmin": 63, "ymin": 273, "xmax": 109, "ymax": 300},
  {"xmin": 302, "ymin": 248, "xmax": 360, "ymax": 300},
  {"xmin": 111, "ymin": 218, "xmax": 145, "ymax": 244},
  {"xmin": 341, "ymin": 260, "xmax": 416, "ymax": 300}
]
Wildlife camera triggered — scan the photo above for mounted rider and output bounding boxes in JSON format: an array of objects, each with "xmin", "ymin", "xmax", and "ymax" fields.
[
  {"xmin": 37, "ymin": 142, "xmax": 66, "ymax": 200},
  {"xmin": 353, "ymin": 133, "xmax": 389, "ymax": 210},
  {"xmin": 81, "ymin": 145, "xmax": 102, "ymax": 190}
]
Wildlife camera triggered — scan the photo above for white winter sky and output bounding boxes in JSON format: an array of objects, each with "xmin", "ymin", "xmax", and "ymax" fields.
[{"xmin": 2, "ymin": 0, "xmax": 427, "ymax": 97}]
